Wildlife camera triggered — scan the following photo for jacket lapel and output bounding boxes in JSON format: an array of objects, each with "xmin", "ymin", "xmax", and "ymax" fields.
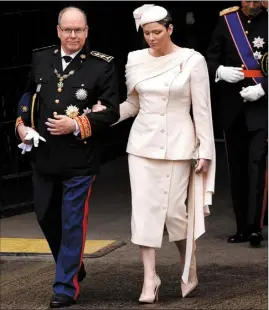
[{"xmin": 51, "ymin": 48, "xmax": 63, "ymax": 74}]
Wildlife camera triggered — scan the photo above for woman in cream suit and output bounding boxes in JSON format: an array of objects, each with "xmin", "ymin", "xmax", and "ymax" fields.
[{"xmin": 94, "ymin": 4, "xmax": 215, "ymax": 304}]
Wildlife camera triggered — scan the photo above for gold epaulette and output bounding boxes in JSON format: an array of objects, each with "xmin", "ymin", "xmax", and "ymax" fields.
[
  {"xmin": 219, "ymin": 6, "xmax": 240, "ymax": 16},
  {"xmin": 90, "ymin": 51, "xmax": 114, "ymax": 62},
  {"xmin": 261, "ymin": 52, "xmax": 268, "ymax": 77}
]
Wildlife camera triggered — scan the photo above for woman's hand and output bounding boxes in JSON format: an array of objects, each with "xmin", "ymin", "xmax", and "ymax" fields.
[
  {"xmin": 92, "ymin": 101, "xmax": 107, "ymax": 112},
  {"xmin": 195, "ymin": 159, "xmax": 210, "ymax": 173}
]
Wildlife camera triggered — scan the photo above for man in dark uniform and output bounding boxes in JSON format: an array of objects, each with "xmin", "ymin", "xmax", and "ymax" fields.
[
  {"xmin": 206, "ymin": 2, "xmax": 268, "ymax": 247},
  {"xmin": 15, "ymin": 6, "xmax": 119, "ymax": 308}
]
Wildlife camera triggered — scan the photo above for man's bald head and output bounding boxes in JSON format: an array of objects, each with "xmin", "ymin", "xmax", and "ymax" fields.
[{"xmin": 58, "ymin": 7, "xmax": 87, "ymax": 27}]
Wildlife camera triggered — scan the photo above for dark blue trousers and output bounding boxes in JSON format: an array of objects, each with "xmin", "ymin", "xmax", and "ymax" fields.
[{"xmin": 53, "ymin": 175, "xmax": 94, "ymax": 299}]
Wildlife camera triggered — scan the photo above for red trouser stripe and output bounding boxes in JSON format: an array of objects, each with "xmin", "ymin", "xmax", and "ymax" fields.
[{"xmin": 72, "ymin": 179, "xmax": 94, "ymax": 300}]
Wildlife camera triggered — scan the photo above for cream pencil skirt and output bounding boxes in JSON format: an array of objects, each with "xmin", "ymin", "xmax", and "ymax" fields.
[{"xmin": 128, "ymin": 154, "xmax": 191, "ymax": 248}]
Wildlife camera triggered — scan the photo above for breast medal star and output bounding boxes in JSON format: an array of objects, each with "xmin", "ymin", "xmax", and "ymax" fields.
[
  {"xmin": 65, "ymin": 105, "xmax": 79, "ymax": 118},
  {"xmin": 253, "ymin": 51, "xmax": 262, "ymax": 60},
  {"xmin": 75, "ymin": 88, "xmax": 88, "ymax": 101},
  {"xmin": 252, "ymin": 36, "xmax": 265, "ymax": 49}
]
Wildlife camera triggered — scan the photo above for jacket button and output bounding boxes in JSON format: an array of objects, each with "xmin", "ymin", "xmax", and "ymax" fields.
[
  {"xmin": 241, "ymin": 64, "xmax": 245, "ymax": 68},
  {"xmin": 55, "ymin": 99, "xmax": 59, "ymax": 104},
  {"xmin": 245, "ymin": 30, "xmax": 248, "ymax": 35},
  {"xmin": 247, "ymin": 20, "xmax": 251, "ymax": 24},
  {"xmin": 84, "ymin": 141, "xmax": 87, "ymax": 144}
]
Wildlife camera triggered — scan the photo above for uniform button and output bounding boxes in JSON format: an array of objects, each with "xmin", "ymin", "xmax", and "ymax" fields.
[
  {"xmin": 241, "ymin": 64, "xmax": 245, "ymax": 68},
  {"xmin": 40, "ymin": 78, "xmax": 42, "ymax": 81},
  {"xmin": 55, "ymin": 99, "xmax": 59, "ymax": 104},
  {"xmin": 81, "ymin": 84, "xmax": 84, "ymax": 87},
  {"xmin": 245, "ymin": 31, "xmax": 248, "ymax": 35},
  {"xmin": 160, "ymin": 129, "xmax": 165, "ymax": 133},
  {"xmin": 84, "ymin": 141, "xmax": 87, "ymax": 144},
  {"xmin": 160, "ymin": 145, "xmax": 164, "ymax": 149},
  {"xmin": 247, "ymin": 20, "xmax": 251, "ymax": 24}
]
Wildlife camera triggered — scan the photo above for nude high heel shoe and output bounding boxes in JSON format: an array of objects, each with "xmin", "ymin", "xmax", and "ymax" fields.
[
  {"xmin": 139, "ymin": 274, "xmax": 161, "ymax": 304},
  {"xmin": 181, "ymin": 255, "xmax": 198, "ymax": 298}
]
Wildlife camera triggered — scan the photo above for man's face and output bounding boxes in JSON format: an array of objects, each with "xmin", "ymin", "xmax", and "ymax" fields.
[
  {"xmin": 241, "ymin": 1, "xmax": 263, "ymax": 16},
  {"xmin": 57, "ymin": 9, "xmax": 88, "ymax": 54}
]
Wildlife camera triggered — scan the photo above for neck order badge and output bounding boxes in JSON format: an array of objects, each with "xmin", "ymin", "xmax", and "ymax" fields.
[{"xmin": 54, "ymin": 69, "xmax": 75, "ymax": 93}]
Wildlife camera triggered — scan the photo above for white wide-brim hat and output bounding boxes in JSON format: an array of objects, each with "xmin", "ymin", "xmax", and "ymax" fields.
[{"xmin": 133, "ymin": 4, "xmax": 168, "ymax": 31}]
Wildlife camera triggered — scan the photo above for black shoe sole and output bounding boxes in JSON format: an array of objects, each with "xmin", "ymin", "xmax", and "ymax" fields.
[{"xmin": 250, "ymin": 237, "xmax": 262, "ymax": 247}]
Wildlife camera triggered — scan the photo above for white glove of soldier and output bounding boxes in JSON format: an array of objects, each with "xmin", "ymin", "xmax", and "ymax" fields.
[
  {"xmin": 216, "ymin": 65, "xmax": 245, "ymax": 83},
  {"xmin": 239, "ymin": 83, "xmax": 266, "ymax": 102}
]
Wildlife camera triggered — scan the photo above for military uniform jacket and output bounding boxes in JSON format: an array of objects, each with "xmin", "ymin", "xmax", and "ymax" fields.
[
  {"xmin": 206, "ymin": 7, "xmax": 268, "ymax": 131},
  {"xmin": 19, "ymin": 46, "xmax": 119, "ymax": 178}
]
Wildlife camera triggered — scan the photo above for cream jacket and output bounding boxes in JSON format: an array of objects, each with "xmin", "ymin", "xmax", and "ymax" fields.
[{"xmin": 118, "ymin": 48, "xmax": 214, "ymax": 162}]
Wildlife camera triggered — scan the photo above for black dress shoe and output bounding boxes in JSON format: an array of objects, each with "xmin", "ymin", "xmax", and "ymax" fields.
[
  {"xmin": 249, "ymin": 232, "xmax": 263, "ymax": 247},
  {"xmin": 78, "ymin": 263, "xmax": 86, "ymax": 282},
  {"xmin": 227, "ymin": 233, "xmax": 249, "ymax": 243},
  {"xmin": 50, "ymin": 294, "xmax": 76, "ymax": 308}
]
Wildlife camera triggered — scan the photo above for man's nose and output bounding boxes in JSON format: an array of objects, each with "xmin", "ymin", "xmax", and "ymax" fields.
[{"xmin": 70, "ymin": 30, "xmax": 76, "ymax": 38}]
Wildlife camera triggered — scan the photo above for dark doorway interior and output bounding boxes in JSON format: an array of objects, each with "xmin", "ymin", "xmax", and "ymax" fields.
[{"xmin": 0, "ymin": 1, "xmax": 237, "ymax": 214}]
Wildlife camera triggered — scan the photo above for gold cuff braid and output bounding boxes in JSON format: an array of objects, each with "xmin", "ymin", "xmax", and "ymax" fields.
[
  {"xmin": 74, "ymin": 115, "xmax": 92, "ymax": 139},
  {"xmin": 15, "ymin": 116, "xmax": 23, "ymax": 129}
]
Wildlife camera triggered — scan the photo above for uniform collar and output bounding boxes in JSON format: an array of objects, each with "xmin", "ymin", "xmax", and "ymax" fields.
[
  {"xmin": 61, "ymin": 47, "xmax": 81, "ymax": 59},
  {"xmin": 239, "ymin": 7, "xmax": 265, "ymax": 21}
]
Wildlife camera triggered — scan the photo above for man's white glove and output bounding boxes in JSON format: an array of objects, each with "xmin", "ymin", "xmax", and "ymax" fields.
[
  {"xmin": 18, "ymin": 127, "xmax": 46, "ymax": 154},
  {"xmin": 24, "ymin": 127, "xmax": 46, "ymax": 147},
  {"xmin": 239, "ymin": 83, "xmax": 266, "ymax": 102},
  {"xmin": 216, "ymin": 65, "xmax": 245, "ymax": 83},
  {"xmin": 18, "ymin": 143, "xmax": 33, "ymax": 154}
]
